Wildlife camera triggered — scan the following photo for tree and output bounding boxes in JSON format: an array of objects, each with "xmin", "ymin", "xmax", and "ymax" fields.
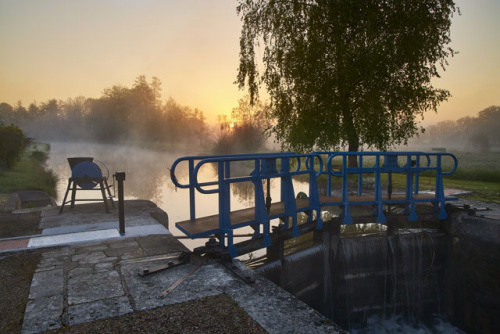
[
  {"xmin": 39, "ymin": 99, "xmax": 60, "ymax": 119},
  {"xmin": 212, "ymin": 97, "xmax": 269, "ymax": 154},
  {"xmin": 0, "ymin": 125, "xmax": 24, "ymax": 169},
  {"xmin": 0, "ymin": 102, "xmax": 14, "ymax": 125},
  {"xmin": 469, "ymin": 132, "xmax": 490, "ymax": 152},
  {"xmin": 476, "ymin": 105, "xmax": 500, "ymax": 145},
  {"xmin": 230, "ymin": 96, "xmax": 268, "ymax": 152},
  {"xmin": 127, "ymin": 75, "xmax": 163, "ymax": 139},
  {"xmin": 237, "ymin": 0, "xmax": 458, "ymax": 155},
  {"xmin": 63, "ymin": 96, "xmax": 89, "ymax": 123},
  {"xmin": 13, "ymin": 101, "xmax": 29, "ymax": 124}
]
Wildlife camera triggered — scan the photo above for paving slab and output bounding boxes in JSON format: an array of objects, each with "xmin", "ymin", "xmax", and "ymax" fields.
[
  {"xmin": 11, "ymin": 191, "xmax": 57, "ymax": 210},
  {"xmin": 29, "ymin": 269, "xmax": 64, "ymax": 299},
  {"xmin": 67, "ymin": 296, "xmax": 133, "ymax": 326},
  {"xmin": 23, "ymin": 295, "xmax": 64, "ymax": 332}
]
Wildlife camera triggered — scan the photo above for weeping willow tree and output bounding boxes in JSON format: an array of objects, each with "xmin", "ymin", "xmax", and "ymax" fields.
[{"xmin": 237, "ymin": 0, "xmax": 458, "ymax": 153}]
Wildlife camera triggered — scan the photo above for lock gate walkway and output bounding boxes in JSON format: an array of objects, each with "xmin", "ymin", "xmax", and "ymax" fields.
[{"xmin": 170, "ymin": 151, "xmax": 459, "ymax": 258}]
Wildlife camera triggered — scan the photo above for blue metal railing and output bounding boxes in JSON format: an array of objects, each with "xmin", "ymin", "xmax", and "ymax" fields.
[
  {"xmin": 170, "ymin": 151, "xmax": 458, "ymax": 257},
  {"xmin": 316, "ymin": 151, "xmax": 458, "ymax": 224},
  {"xmin": 170, "ymin": 152, "xmax": 323, "ymax": 257}
]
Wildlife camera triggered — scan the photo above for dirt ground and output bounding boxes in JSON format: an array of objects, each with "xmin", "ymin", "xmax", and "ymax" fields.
[
  {"xmin": 0, "ymin": 249, "xmax": 42, "ymax": 333},
  {"xmin": 0, "ymin": 211, "xmax": 267, "ymax": 334},
  {"xmin": 0, "ymin": 211, "xmax": 41, "ymax": 239},
  {"xmin": 0, "ymin": 211, "xmax": 48, "ymax": 333},
  {"xmin": 45, "ymin": 294, "xmax": 267, "ymax": 334}
]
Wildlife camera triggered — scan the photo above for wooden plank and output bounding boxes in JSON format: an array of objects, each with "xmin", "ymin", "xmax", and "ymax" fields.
[
  {"xmin": 176, "ymin": 214, "xmax": 221, "ymax": 237},
  {"xmin": 176, "ymin": 199, "xmax": 314, "ymax": 238},
  {"xmin": 176, "ymin": 194, "xmax": 445, "ymax": 237},
  {"xmin": 320, "ymin": 192, "xmax": 437, "ymax": 205}
]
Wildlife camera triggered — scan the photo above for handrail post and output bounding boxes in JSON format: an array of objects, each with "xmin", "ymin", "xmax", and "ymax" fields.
[
  {"xmin": 341, "ymin": 155, "xmax": 352, "ymax": 224},
  {"xmin": 414, "ymin": 155, "xmax": 420, "ymax": 194},
  {"xmin": 358, "ymin": 154, "xmax": 363, "ymax": 196},
  {"xmin": 327, "ymin": 154, "xmax": 332, "ymax": 197},
  {"xmin": 405, "ymin": 154, "xmax": 418, "ymax": 221},
  {"xmin": 114, "ymin": 171, "xmax": 126, "ymax": 235},
  {"xmin": 189, "ymin": 159, "xmax": 196, "ymax": 221},
  {"xmin": 435, "ymin": 155, "xmax": 447, "ymax": 219},
  {"xmin": 374, "ymin": 155, "xmax": 385, "ymax": 223}
]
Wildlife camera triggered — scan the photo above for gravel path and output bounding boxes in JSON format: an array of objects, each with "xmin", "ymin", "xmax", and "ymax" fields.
[{"xmin": 44, "ymin": 294, "xmax": 267, "ymax": 334}]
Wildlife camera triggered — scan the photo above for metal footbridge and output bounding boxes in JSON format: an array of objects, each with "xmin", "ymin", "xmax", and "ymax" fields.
[{"xmin": 170, "ymin": 151, "xmax": 458, "ymax": 258}]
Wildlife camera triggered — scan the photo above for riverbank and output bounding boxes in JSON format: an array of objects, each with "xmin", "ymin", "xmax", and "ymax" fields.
[{"xmin": 0, "ymin": 143, "xmax": 57, "ymax": 212}]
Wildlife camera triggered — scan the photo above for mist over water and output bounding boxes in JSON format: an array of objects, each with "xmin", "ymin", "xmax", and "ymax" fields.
[{"xmin": 46, "ymin": 141, "xmax": 310, "ymax": 250}]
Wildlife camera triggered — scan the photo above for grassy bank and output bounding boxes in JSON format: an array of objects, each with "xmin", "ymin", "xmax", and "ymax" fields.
[
  {"xmin": 391, "ymin": 174, "xmax": 500, "ymax": 204},
  {"xmin": 0, "ymin": 143, "xmax": 58, "ymax": 210},
  {"xmin": 400, "ymin": 151, "xmax": 500, "ymax": 203},
  {"xmin": 313, "ymin": 151, "xmax": 500, "ymax": 204}
]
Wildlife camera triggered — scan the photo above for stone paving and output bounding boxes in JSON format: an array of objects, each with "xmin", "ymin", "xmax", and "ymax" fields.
[
  {"xmin": 22, "ymin": 234, "xmax": 338, "ymax": 334},
  {"xmin": 18, "ymin": 200, "xmax": 339, "ymax": 334},
  {"xmin": 22, "ymin": 235, "xmax": 185, "ymax": 333}
]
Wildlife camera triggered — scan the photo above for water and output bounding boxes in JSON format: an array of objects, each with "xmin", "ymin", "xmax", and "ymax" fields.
[
  {"xmin": 350, "ymin": 314, "xmax": 466, "ymax": 334},
  {"xmin": 46, "ymin": 142, "xmax": 310, "ymax": 251},
  {"xmin": 255, "ymin": 228, "xmax": 464, "ymax": 333}
]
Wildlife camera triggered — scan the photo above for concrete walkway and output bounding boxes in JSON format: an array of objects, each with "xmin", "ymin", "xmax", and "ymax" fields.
[
  {"xmin": 0, "ymin": 200, "xmax": 169, "ymax": 252},
  {"xmin": 12, "ymin": 200, "xmax": 339, "ymax": 334}
]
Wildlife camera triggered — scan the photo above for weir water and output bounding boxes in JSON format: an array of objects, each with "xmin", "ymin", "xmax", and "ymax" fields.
[{"xmin": 255, "ymin": 220, "xmax": 449, "ymax": 330}]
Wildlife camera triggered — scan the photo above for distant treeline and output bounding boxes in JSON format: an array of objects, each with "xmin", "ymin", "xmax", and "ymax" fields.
[
  {"xmin": 409, "ymin": 106, "xmax": 500, "ymax": 151},
  {"xmin": 10, "ymin": 76, "xmax": 495, "ymax": 153},
  {"xmin": 0, "ymin": 76, "xmax": 207, "ymax": 146}
]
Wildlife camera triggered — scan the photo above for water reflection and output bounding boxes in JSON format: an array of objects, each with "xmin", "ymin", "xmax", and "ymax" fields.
[{"xmin": 47, "ymin": 142, "xmax": 310, "ymax": 250}]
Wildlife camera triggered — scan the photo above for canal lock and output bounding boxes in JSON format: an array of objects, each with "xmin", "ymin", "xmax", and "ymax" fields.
[{"xmin": 252, "ymin": 208, "xmax": 500, "ymax": 333}]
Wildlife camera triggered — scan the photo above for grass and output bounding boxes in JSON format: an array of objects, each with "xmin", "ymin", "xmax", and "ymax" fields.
[
  {"xmin": 312, "ymin": 150, "xmax": 500, "ymax": 204},
  {"xmin": 0, "ymin": 143, "xmax": 58, "ymax": 209},
  {"xmin": 414, "ymin": 150, "xmax": 500, "ymax": 203},
  {"xmin": 391, "ymin": 174, "xmax": 500, "ymax": 204}
]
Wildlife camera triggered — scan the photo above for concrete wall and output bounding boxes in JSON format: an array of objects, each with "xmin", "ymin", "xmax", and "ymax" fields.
[{"xmin": 446, "ymin": 213, "xmax": 500, "ymax": 334}]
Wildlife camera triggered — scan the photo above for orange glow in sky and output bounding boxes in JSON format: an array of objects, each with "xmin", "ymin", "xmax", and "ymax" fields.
[{"xmin": 0, "ymin": 0, "xmax": 499, "ymax": 124}]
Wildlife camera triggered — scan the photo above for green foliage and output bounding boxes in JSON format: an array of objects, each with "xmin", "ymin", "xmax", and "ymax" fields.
[
  {"xmin": 446, "ymin": 168, "xmax": 500, "ymax": 183},
  {"xmin": 237, "ymin": 0, "xmax": 458, "ymax": 152},
  {"xmin": 0, "ymin": 143, "xmax": 58, "ymax": 198},
  {"xmin": 30, "ymin": 150, "xmax": 49, "ymax": 163},
  {"xmin": 441, "ymin": 151, "xmax": 500, "ymax": 183},
  {"xmin": 0, "ymin": 102, "xmax": 15, "ymax": 125},
  {"xmin": 23, "ymin": 135, "xmax": 35, "ymax": 150},
  {"xmin": 0, "ymin": 125, "xmax": 24, "ymax": 169}
]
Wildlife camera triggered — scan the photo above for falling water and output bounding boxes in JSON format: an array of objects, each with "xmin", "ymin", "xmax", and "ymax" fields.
[
  {"xmin": 335, "ymin": 234, "xmax": 389, "ymax": 329},
  {"xmin": 254, "ymin": 225, "xmax": 461, "ymax": 332},
  {"xmin": 398, "ymin": 231, "xmax": 425, "ymax": 325}
]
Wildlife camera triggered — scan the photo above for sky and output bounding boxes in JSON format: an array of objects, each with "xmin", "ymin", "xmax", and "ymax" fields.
[{"xmin": 0, "ymin": 0, "xmax": 499, "ymax": 125}]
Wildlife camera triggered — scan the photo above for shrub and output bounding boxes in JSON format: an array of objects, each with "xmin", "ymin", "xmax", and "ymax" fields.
[
  {"xmin": 0, "ymin": 125, "xmax": 24, "ymax": 169},
  {"xmin": 30, "ymin": 150, "xmax": 49, "ymax": 163}
]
